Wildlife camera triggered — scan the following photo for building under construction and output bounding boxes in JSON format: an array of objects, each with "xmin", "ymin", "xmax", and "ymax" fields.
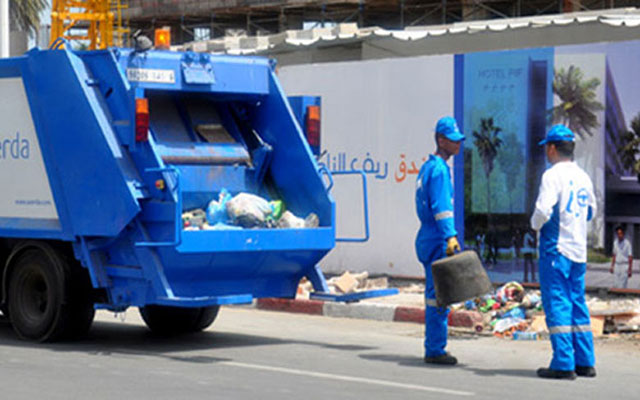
[{"xmin": 123, "ymin": 0, "xmax": 640, "ymax": 43}]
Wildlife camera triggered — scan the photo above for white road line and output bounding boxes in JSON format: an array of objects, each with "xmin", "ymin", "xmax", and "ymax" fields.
[{"xmin": 221, "ymin": 361, "xmax": 474, "ymax": 396}]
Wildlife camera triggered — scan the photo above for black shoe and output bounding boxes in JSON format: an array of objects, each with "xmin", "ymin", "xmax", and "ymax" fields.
[
  {"xmin": 575, "ymin": 366, "xmax": 596, "ymax": 377},
  {"xmin": 536, "ymin": 367, "xmax": 577, "ymax": 380},
  {"xmin": 424, "ymin": 353, "xmax": 458, "ymax": 365}
]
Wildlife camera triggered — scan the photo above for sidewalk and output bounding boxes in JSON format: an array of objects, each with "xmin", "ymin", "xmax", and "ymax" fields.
[
  {"xmin": 255, "ymin": 291, "xmax": 428, "ymax": 325},
  {"xmin": 253, "ymin": 282, "xmax": 640, "ymax": 330}
]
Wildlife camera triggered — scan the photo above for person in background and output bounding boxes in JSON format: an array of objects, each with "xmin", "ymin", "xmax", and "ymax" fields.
[
  {"xmin": 530, "ymin": 125, "xmax": 596, "ymax": 380},
  {"xmin": 415, "ymin": 116, "xmax": 464, "ymax": 365},
  {"xmin": 610, "ymin": 225, "xmax": 633, "ymax": 289}
]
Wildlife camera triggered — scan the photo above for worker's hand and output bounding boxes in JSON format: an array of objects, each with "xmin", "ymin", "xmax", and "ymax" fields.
[
  {"xmin": 629, "ymin": 271, "xmax": 633, "ymax": 278},
  {"xmin": 446, "ymin": 236, "xmax": 461, "ymax": 256}
]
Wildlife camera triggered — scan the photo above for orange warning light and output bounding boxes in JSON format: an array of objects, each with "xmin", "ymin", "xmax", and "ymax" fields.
[{"xmin": 155, "ymin": 27, "xmax": 171, "ymax": 50}]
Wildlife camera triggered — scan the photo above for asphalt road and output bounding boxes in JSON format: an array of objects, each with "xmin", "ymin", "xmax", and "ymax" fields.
[{"xmin": 0, "ymin": 307, "xmax": 638, "ymax": 400}]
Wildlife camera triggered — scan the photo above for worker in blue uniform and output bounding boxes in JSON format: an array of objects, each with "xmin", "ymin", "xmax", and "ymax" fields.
[
  {"xmin": 415, "ymin": 116, "xmax": 464, "ymax": 365},
  {"xmin": 530, "ymin": 125, "xmax": 597, "ymax": 380}
]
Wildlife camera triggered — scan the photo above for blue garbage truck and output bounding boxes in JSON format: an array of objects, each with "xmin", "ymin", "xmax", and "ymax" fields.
[{"xmin": 0, "ymin": 44, "xmax": 393, "ymax": 341}]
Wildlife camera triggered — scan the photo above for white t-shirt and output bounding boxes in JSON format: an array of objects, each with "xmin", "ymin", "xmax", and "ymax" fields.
[
  {"xmin": 522, "ymin": 231, "xmax": 535, "ymax": 255},
  {"xmin": 530, "ymin": 161, "xmax": 596, "ymax": 263},
  {"xmin": 613, "ymin": 238, "xmax": 632, "ymax": 264}
]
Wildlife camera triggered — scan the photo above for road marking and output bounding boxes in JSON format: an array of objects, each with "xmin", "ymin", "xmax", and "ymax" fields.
[{"xmin": 221, "ymin": 361, "xmax": 474, "ymax": 396}]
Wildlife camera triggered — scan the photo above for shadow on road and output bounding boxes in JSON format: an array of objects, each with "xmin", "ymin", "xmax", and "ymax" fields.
[
  {"xmin": 359, "ymin": 353, "xmax": 538, "ymax": 378},
  {"xmin": 0, "ymin": 318, "xmax": 376, "ymax": 364}
]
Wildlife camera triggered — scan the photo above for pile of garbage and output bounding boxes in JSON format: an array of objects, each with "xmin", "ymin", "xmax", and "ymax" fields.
[
  {"xmin": 449, "ymin": 281, "xmax": 544, "ymax": 338},
  {"xmin": 450, "ymin": 281, "xmax": 640, "ymax": 340},
  {"xmin": 182, "ymin": 189, "xmax": 319, "ymax": 231}
]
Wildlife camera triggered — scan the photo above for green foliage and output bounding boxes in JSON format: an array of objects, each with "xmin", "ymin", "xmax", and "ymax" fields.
[
  {"xmin": 473, "ymin": 118, "xmax": 502, "ymax": 215},
  {"xmin": 473, "ymin": 118, "xmax": 503, "ymax": 179},
  {"xmin": 551, "ymin": 66, "xmax": 604, "ymax": 139},
  {"xmin": 618, "ymin": 113, "xmax": 640, "ymax": 174},
  {"xmin": 587, "ymin": 248, "xmax": 610, "ymax": 263},
  {"xmin": 10, "ymin": 0, "xmax": 48, "ymax": 33}
]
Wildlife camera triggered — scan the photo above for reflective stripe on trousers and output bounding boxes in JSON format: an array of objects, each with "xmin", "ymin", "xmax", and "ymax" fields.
[{"xmin": 548, "ymin": 325, "xmax": 592, "ymax": 334}]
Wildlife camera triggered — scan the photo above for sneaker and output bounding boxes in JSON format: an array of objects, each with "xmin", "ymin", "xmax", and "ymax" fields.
[
  {"xmin": 575, "ymin": 366, "xmax": 596, "ymax": 378},
  {"xmin": 424, "ymin": 353, "xmax": 458, "ymax": 365},
  {"xmin": 536, "ymin": 367, "xmax": 577, "ymax": 380}
]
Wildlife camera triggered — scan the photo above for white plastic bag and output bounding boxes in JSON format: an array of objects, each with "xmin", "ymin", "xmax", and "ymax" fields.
[{"xmin": 226, "ymin": 192, "xmax": 273, "ymax": 228}]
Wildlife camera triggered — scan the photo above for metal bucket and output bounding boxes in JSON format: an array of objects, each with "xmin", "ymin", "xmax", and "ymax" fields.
[{"xmin": 431, "ymin": 250, "xmax": 492, "ymax": 307}]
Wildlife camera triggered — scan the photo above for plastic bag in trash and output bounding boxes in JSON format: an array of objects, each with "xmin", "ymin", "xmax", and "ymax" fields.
[
  {"xmin": 270, "ymin": 200, "xmax": 284, "ymax": 220},
  {"xmin": 493, "ymin": 317, "xmax": 525, "ymax": 333},
  {"xmin": 304, "ymin": 213, "xmax": 319, "ymax": 228},
  {"xmin": 278, "ymin": 211, "xmax": 305, "ymax": 228},
  {"xmin": 226, "ymin": 192, "xmax": 273, "ymax": 228},
  {"xmin": 202, "ymin": 222, "xmax": 242, "ymax": 230},
  {"xmin": 498, "ymin": 306, "xmax": 526, "ymax": 320},
  {"xmin": 206, "ymin": 188, "xmax": 232, "ymax": 225},
  {"xmin": 495, "ymin": 281, "xmax": 524, "ymax": 303}
]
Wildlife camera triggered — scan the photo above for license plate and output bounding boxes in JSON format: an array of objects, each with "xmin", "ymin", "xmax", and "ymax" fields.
[{"xmin": 126, "ymin": 68, "xmax": 176, "ymax": 84}]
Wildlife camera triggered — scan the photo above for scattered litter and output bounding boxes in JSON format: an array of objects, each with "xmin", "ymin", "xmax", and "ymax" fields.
[
  {"xmin": 332, "ymin": 271, "xmax": 359, "ymax": 294},
  {"xmin": 495, "ymin": 281, "xmax": 524, "ymax": 303},
  {"xmin": 513, "ymin": 331, "xmax": 538, "ymax": 340},
  {"xmin": 182, "ymin": 209, "xmax": 206, "ymax": 229},
  {"xmin": 493, "ymin": 317, "xmax": 526, "ymax": 333}
]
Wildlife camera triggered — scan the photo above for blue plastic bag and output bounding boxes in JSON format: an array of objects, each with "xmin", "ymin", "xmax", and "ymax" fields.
[{"xmin": 206, "ymin": 188, "xmax": 232, "ymax": 225}]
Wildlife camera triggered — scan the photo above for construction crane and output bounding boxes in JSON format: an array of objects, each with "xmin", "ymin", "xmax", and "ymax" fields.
[{"xmin": 50, "ymin": 0, "xmax": 130, "ymax": 50}]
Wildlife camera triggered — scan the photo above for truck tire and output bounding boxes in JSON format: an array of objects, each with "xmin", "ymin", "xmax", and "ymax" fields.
[
  {"xmin": 139, "ymin": 305, "xmax": 220, "ymax": 335},
  {"xmin": 7, "ymin": 248, "xmax": 95, "ymax": 342}
]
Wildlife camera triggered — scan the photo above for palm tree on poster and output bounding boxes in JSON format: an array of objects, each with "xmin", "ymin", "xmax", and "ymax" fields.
[
  {"xmin": 473, "ymin": 117, "xmax": 503, "ymax": 221},
  {"xmin": 618, "ymin": 113, "xmax": 640, "ymax": 174},
  {"xmin": 10, "ymin": 0, "xmax": 48, "ymax": 34},
  {"xmin": 551, "ymin": 66, "xmax": 604, "ymax": 139}
]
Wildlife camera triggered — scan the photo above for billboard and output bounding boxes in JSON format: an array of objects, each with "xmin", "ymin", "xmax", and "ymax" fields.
[{"xmin": 279, "ymin": 39, "xmax": 640, "ymax": 290}]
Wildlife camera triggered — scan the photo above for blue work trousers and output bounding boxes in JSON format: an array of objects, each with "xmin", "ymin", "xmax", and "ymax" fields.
[
  {"xmin": 420, "ymin": 240, "xmax": 449, "ymax": 357},
  {"xmin": 539, "ymin": 253, "xmax": 595, "ymax": 371}
]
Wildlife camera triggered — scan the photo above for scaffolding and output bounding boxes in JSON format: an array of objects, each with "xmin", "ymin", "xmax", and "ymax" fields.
[
  {"xmin": 50, "ymin": 0, "xmax": 130, "ymax": 49},
  {"xmin": 121, "ymin": 0, "xmax": 640, "ymax": 43}
]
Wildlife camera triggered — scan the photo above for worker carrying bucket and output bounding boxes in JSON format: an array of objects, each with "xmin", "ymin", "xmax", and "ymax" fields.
[{"xmin": 415, "ymin": 116, "xmax": 471, "ymax": 366}]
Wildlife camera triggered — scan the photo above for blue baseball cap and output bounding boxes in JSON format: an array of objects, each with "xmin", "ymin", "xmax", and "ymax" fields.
[
  {"xmin": 539, "ymin": 124, "xmax": 575, "ymax": 146},
  {"xmin": 435, "ymin": 116, "xmax": 465, "ymax": 142}
]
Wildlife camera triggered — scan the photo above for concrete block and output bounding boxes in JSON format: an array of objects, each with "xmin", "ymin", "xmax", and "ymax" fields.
[
  {"xmin": 447, "ymin": 310, "xmax": 483, "ymax": 328},
  {"xmin": 394, "ymin": 306, "xmax": 424, "ymax": 324},
  {"xmin": 324, "ymin": 302, "xmax": 396, "ymax": 322},
  {"xmin": 256, "ymin": 298, "xmax": 324, "ymax": 315}
]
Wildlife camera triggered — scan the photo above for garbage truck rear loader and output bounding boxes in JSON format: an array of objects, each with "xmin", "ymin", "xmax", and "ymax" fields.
[{"xmin": 0, "ymin": 46, "xmax": 393, "ymax": 342}]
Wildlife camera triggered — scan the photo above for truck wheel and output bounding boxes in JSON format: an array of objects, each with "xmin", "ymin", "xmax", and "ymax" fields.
[
  {"xmin": 7, "ymin": 248, "xmax": 94, "ymax": 342},
  {"xmin": 139, "ymin": 305, "xmax": 220, "ymax": 335}
]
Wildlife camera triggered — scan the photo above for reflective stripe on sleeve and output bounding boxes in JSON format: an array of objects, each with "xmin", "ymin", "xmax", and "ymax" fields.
[
  {"xmin": 434, "ymin": 211, "xmax": 454, "ymax": 221},
  {"xmin": 425, "ymin": 298, "xmax": 439, "ymax": 307}
]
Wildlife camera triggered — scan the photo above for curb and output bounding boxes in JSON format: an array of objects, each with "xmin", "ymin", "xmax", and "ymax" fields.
[{"xmin": 256, "ymin": 298, "xmax": 425, "ymax": 324}]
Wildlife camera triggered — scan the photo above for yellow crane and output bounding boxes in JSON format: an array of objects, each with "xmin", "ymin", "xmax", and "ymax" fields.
[{"xmin": 50, "ymin": 0, "xmax": 130, "ymax": 50}]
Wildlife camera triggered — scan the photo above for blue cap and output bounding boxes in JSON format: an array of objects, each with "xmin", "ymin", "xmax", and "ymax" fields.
[
  {"xmin": 435, "ymin": 116, "xmax": 465, "ymax": 142},
  {"xmin": 539, "ymin": 124, "xmax": 575, "ymax": 146}
]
